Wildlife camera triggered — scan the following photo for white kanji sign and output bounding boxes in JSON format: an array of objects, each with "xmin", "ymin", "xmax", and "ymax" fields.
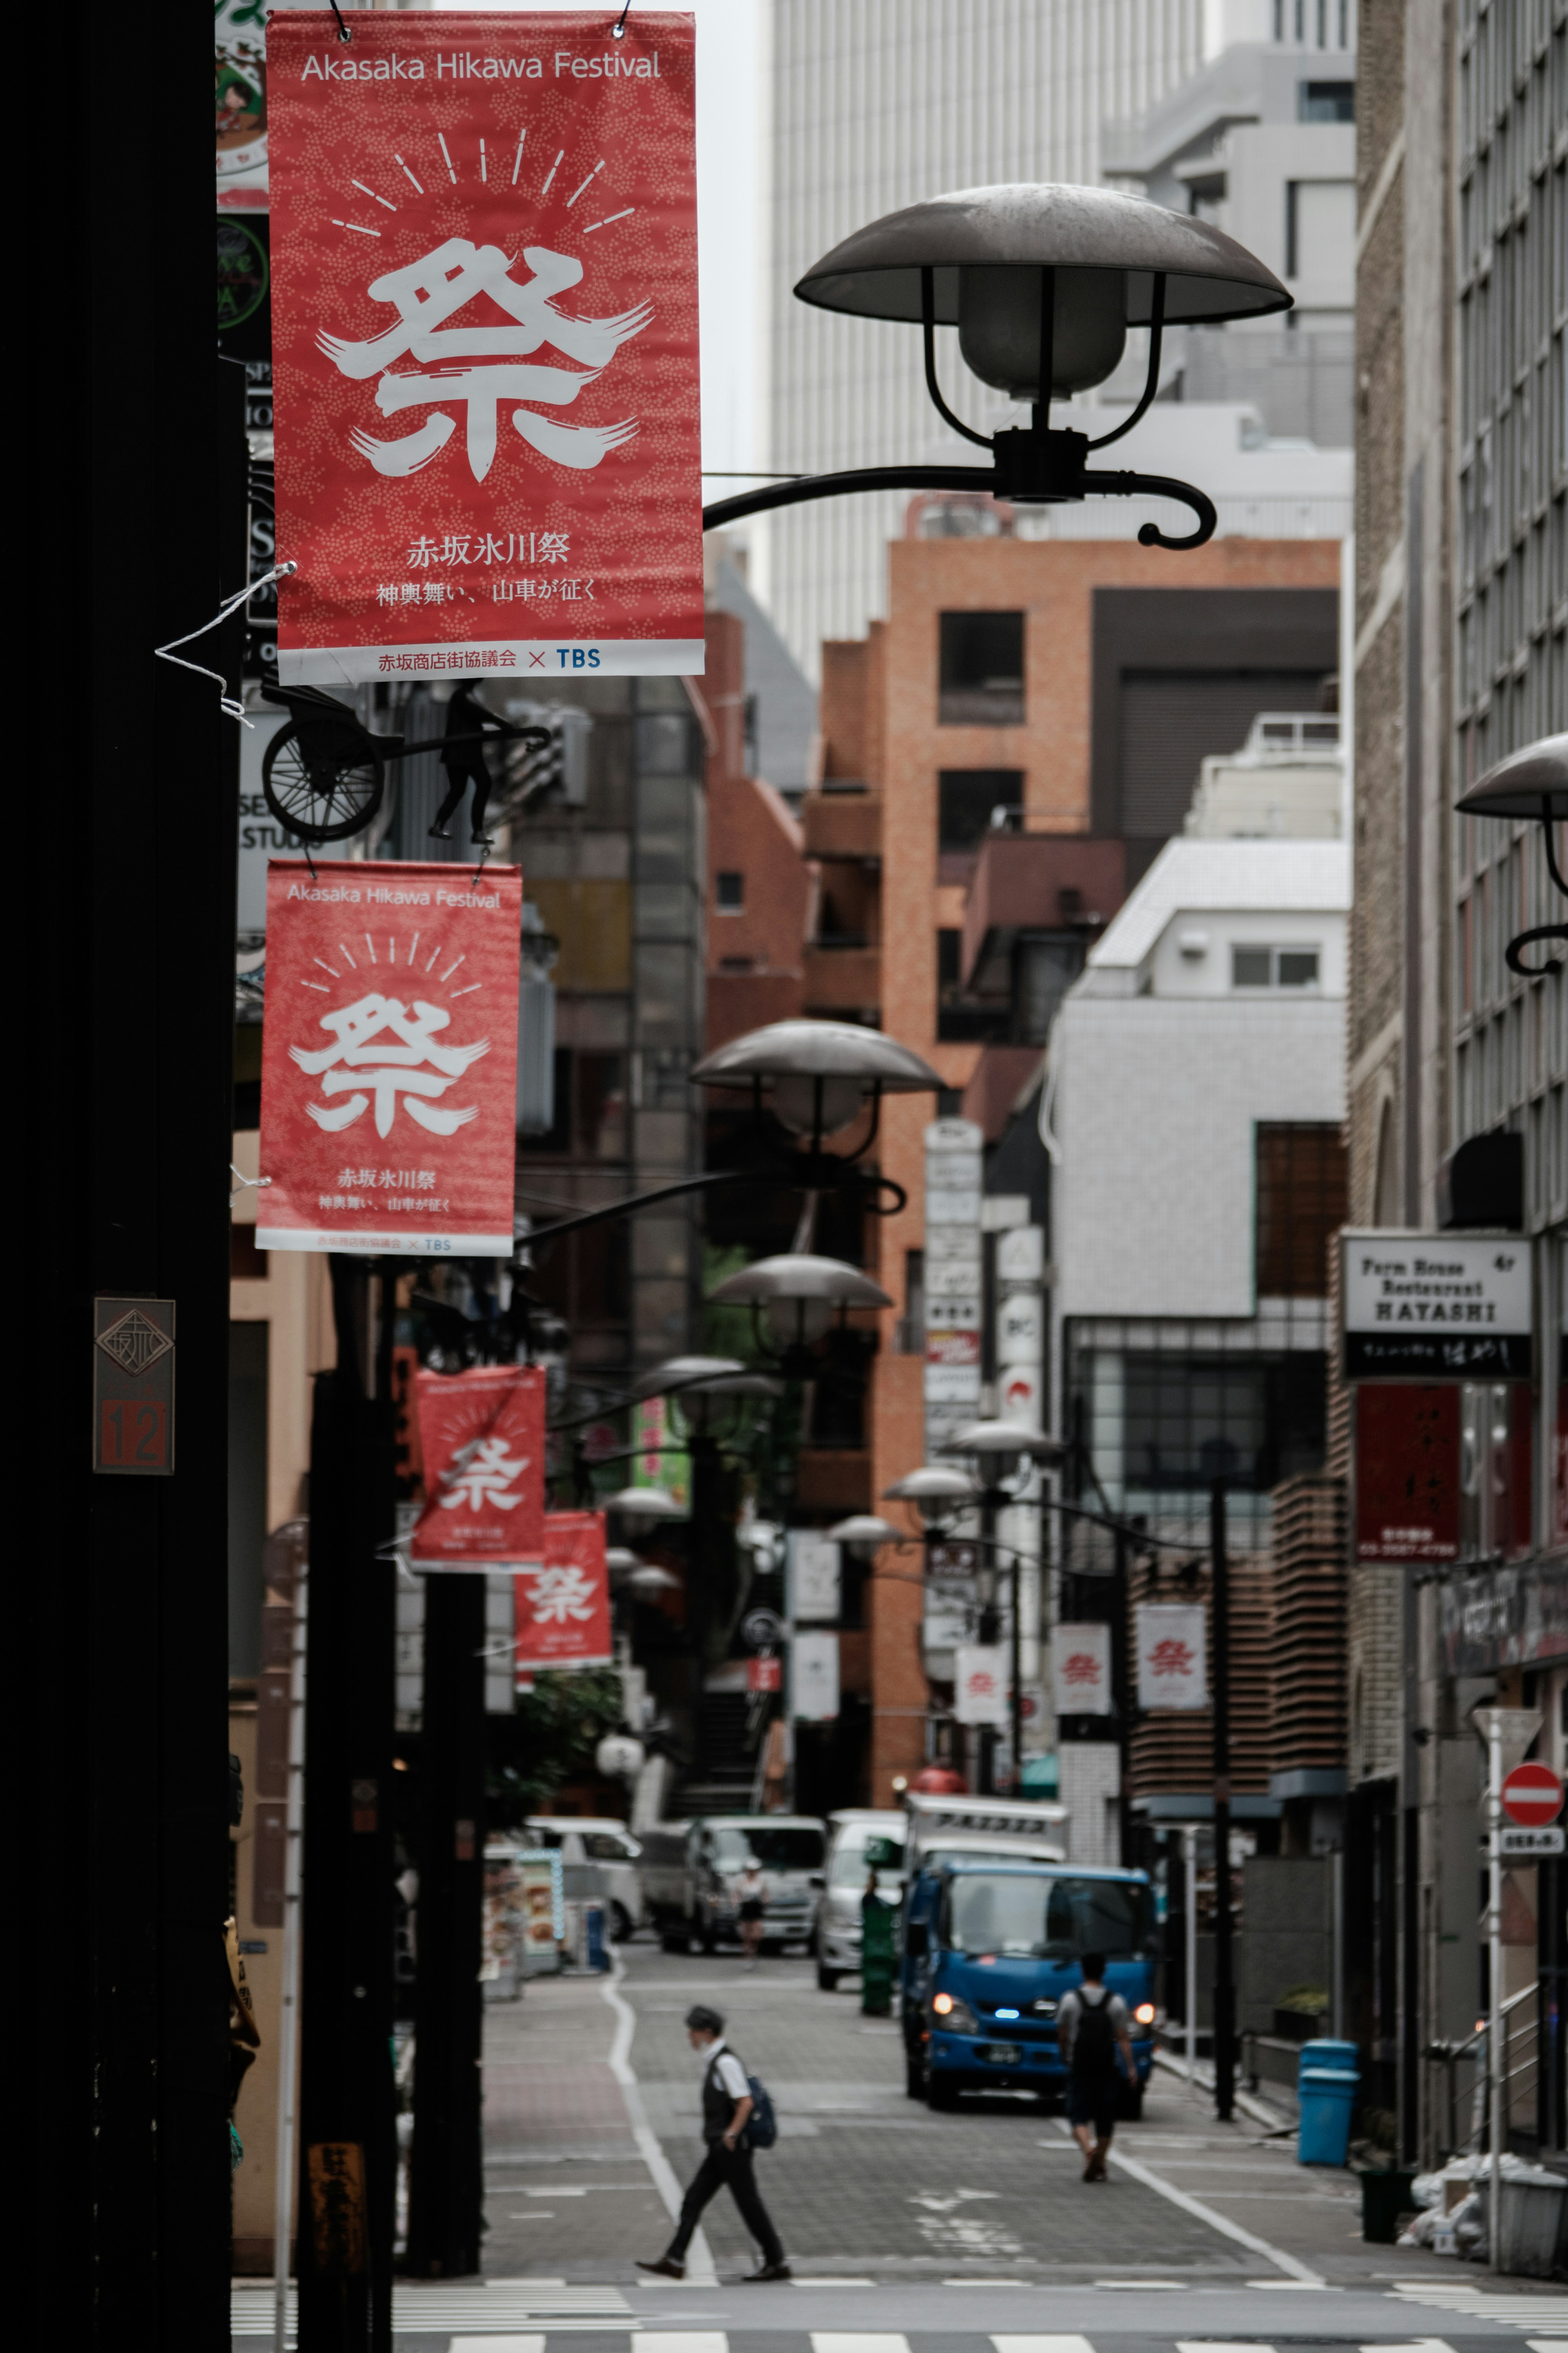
[
  {"xmin": 290, "ymin": 990, "xmax": 490, "ymax": 1138},
  {"xmin": 1135, "ymin": 1604, "xmax": 1209, "ymax": 1711}
]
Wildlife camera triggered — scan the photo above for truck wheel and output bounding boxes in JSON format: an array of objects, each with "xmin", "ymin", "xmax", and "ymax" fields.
[
  {"xmin": 817, "ymin": 1961, "xmax": 840, "ymax": 1992},
  {"xmin": 926, "ymin": 2073, "xmax": 960, "ymax": 2112},
  {"xmin": 610, "ymin": 1902, "xmax": 634, "ymax": 1944},
  {"xmin": 660, "ymin": 1929, "xmax": 691, "ymax": 1954}
]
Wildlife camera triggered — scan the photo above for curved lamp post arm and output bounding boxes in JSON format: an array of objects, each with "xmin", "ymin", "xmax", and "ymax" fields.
[
  {"xmin": 703, "ymin": 463, "xmax": 995, "ymax": 533},
  {"xmin": 703, "ymin": 457, "xmax": 1216, "ymax": 552}
]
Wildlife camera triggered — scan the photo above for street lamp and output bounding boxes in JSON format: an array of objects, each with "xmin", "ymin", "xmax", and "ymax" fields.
[
  {"xmin": 703, "ymin": 183, "xmax": 1290, "ymax": 545},
  {"xmin": 692, "ymin": 1018, "xmax": 943, "ymax": 1209},
  {"xmin": 1455, "ymin": 731, "xmax": 1568, "ymax": 975},
  {"xmin": 939, "ymin": 1423, "xmax": 1065, "ymax": 1795},
  {"xmin": 826, "ymin": 1514, "xmax": 904, "ymax": 1563},
  {"xmin": 706, "ymin": 1252, "xmax": 893, "ymax": 1378},
  {"xmin": 882, "ymin": 1464, "xmax": 982, "ymax": 1532}
]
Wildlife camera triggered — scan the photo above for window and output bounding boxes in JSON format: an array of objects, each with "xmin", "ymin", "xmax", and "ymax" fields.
[
  {"xmin": 939, "ymin": 611, "xmax": 1024, "ymax": 725},
  {"xmin": 1298, "ymin": 80, "xmax": 1354, "ymax": 122},
  {"xmin": 1231, "ymin": 944, "xmax": 1320, "ymax": 988},
  {"xmin": 715, "ymin": 870, "xmax": 744, "ymax": 911},
  {"xmin": 829, "ymin": 1830, "xmax": 906, "ymax": 1887},
  {"xmin": 938, "ymin": 769, "xmax": 1023, "ymax": 854},
  {"xmin": 937, "ymin": 928, "xmax": 1010, "ymax": 1044},
  {"xmin": 1286, "ymin": 180, "xmax": 1355, "ymax": 278},
  {"xmin": 943, "ymin": 1873, "xmax": 1146, "ymax": 1960},
  {"xmin": 1256, "ymin": 1123, "xmax": 1347, "ymax": 1296},
  {"xmin": 708, "ymin": 1826, "xmax": 825, "ymax": 1870}
]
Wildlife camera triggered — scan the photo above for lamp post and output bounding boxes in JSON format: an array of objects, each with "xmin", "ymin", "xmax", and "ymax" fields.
[
  {"xmin": 701, "ymin": 183, "xmax": 1290, "ymax": 544},
  {"xmin": 936, "ymin": 1422, "xmax": 1065, "ymax": 1793},
  {"xmin": 1454, "ymin": 732, "xmax": 1568, "ymax": 976}
]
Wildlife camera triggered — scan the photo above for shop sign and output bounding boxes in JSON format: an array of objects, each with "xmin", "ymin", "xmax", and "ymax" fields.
[
  {"xmin": 954, "ymin": 1645, "xmax": 1009, "ymax": 1726},
  {"xmin": 1052, "ymin": 1621, "xmax": 1111, "ymax": 1716},
  {"xmin": 1354, "ymin": 1384, "xmax": 1461, "ymax": 1561},
  {"xmin": 266, "ymin": 9, "xmax": 701, "ymax": 686},
  {"xmin": 1341, "ymin": 1230, "xmax": 1532, "ymax": 1380},
  {"xmin": 1134, "ymin": 1603, "xmax": 1208, "ymax": 1711}
]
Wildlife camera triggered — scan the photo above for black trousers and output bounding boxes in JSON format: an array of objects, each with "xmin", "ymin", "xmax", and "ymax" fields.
[
  {"xmin": 431, "ymin": 756, "xmax": 491, "ymax": 840},
  {"xmin": 666, "ymin": 2140, "xmax": 784, "ymax": 2267}
]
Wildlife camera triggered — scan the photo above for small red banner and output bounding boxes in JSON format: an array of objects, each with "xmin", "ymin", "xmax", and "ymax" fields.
[
  {"xmin": 515, "ymin": 1510, "xmax": 612, "ymax": 1675},
  {"xmin": 266, "ymin": 9, "xmax": 702, "ymax": 686},
  {"xmin": 747, "ymin": 1656, "xmax": 781, "ymax": 1693},
  {"xmin": 257, "ymin": 859, "xmax": 522, "ymax": 1256},
  {"xmin": 410, "ymin": 1365, "xmax": 546, "ymax": 1569}
]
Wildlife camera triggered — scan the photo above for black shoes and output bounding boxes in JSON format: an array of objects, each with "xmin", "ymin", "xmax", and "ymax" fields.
[
  {"xmin": 427, "ymin": 822, "xmax": 452, "ymax": 839},
  {"xmin": 742, "ymin": 2262, "xmax": 792, "ymax": 2281},
  {"xmin": 635, "ymin": 2257, "xmax": 685, "ymax": 2279}
]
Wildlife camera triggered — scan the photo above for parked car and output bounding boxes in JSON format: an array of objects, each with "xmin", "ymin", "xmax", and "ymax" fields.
[
  {"xmin": 812, "ymin": 1809, "xmax": 907, "ymax": 1990},
  {"xmin": 522, "ymin": 1816, "xmax": 644, "ymax": 1942},
  {"xmin": 641, "ymin": 1815, "xmax": 828, "ymax": 1952},
  {"xmin": 900, "ymin": 1856, "xmax": 1158, "ymax": 2113}
]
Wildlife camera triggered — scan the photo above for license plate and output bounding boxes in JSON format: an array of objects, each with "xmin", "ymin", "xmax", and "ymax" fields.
[{"xmin": 977, "ymin": 2041, "xmax": 1022, "ymax": 2065}]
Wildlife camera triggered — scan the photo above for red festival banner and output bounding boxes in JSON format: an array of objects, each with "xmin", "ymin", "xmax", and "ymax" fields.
[
  {"xmin": 514, "ymin": 1510, "xmax": 612, "ymax": 1675},
  {"xmin": 256, "ymin": 858, "xmax": 522, "ymax": 1254},
  {"xmin": 411, "ymin": 1365, "xmax": 546, "ymax": 1570},
  {"xmin": 265, "ymin": 11, "xmax": 701, "ymax": 687}
]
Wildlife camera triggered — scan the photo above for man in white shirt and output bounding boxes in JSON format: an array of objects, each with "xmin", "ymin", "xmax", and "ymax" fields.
[
  {"xmin": 637, "ymin": 2004, "xmax": 790, "ymax": 2281},
  {"xmin": 1056, "ymin": 1952, "xmax": 1137, "ymax": 2181}
]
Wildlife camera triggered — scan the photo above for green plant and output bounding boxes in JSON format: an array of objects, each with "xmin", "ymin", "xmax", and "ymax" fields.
[{"xmin": 486, "ymin": 1666, "xmax": 624, "ymax": 1827}]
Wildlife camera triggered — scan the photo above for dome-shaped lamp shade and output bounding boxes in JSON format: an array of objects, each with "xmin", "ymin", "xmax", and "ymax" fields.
[
  {"xmin": 796, "ymin": 183, "xmax": 1291, "ymax": 400},
  {"xmin": 1455, "ymin": 732, "xmax": 1568, "ymax": 823}
]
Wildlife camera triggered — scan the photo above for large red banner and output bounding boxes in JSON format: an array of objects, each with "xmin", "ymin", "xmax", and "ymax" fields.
[
  {"xmin": 256, "ymin": 858, "xmax": 522, "ymax": 1254},
  {"xmin": 265, "ymin": 10, "xmax": 701, "ymax": 687},
  {"xmin": 1354, "ymin": 1383, "xmax": 1460, "ymax": 1561},
  {"xmin": 515, "ymin": 1510, "xmax": 612, "ymax": 1675},
  {"xmin": 412, "ymin": 1365, "xmax": 546, "ymax": 1569}
]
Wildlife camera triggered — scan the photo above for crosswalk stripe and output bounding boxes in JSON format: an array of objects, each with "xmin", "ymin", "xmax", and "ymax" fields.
[
  {"xmin": 811, "ymin": 2335, "xmax": 911, "ymax": 2353},
  {"xmin": 1176, "ymin": 2341, "xmax": 1277, "ymax": 2353},
  {"xmin": 634, "ymin": 2337, "xmax": 728, "ymax": 2353},
  {"xmin": 448, "ymin": 2339, "xmax": 545, "ymax": 2353},
  {"xmin": 992, "ymin": 2335, "xmax": 1097, "ymax": 2353}
]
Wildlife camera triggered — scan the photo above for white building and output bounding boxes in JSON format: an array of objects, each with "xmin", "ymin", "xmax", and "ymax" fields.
[
  {"xmin": 755, "ymin": 0, "xmax": 1356, "ymax": 675},
  {"xmin": 1043, "ymin": 834, "xmax": 1350, "ymax": 1547}
]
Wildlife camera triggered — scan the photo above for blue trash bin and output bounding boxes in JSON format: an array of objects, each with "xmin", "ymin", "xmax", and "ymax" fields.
[
  {"xmin": 1298, "ymin": 2066, "xmax": 1359, "ymax": 2166},
  {"xmin": 584, "ymin": 1902, "xmax": 610, "ymax": 1973},
  {"xmin": 1299, "ymin": 2037, "xmax": 1359, "ymax": 2072}
]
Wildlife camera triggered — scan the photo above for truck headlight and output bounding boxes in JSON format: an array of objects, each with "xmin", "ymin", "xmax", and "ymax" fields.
[
  {"xmin": 931, "ymin": 1991, "xmax": 978, "ymax": 2033},
  {"xmin": 1134, "ymin": 2002, "xmax": 1156, "ymax": 2026}
]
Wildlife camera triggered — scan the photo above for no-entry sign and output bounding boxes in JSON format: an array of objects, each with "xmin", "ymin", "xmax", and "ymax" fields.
[{"xmin": 1501, "ymin": 1762, "xmax": 1565, "ymax": 1827}]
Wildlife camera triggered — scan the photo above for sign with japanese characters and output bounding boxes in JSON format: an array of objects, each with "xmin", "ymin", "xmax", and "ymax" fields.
[
  {"xmin": 1341, "ymin": 1230, "xmax": 1532, "ymax": 1380},
  {"xmin": 1354, "ymin": 1383, "xmax": 1461, "ymax": 1562},
  {"xmin": 514, "ymin": 1510, "xmax": 612, "ymax": 1673},
  {"xmin": 411, "ymin": 1365, "xmax": 546, "ymax": 1570},
  {"xmin": 256, "ymin": 858, "xmax": 523, "ymax": 1254},
  {"xmin": 786, "ymin": 1532, "xmax": 840, "ymax": 1624},
  {"xmin": 265, "ymin": 10, "xmax": 702, "ymax": 686},
  {"xmin": 790, "ymin": 1630, "xmax": 840, "ymax": 1723},
  {"xmin": 1134, "ymin": 1603, "xmax": 1208, "ymax": 1711},
  {"xmin": 953, "ymin": 1644, "xmax": 1009, "ymax": 1726},
  {"xmin": 1051, "ymin": 1621, "xmax": 1111, "ymax": 1717}
]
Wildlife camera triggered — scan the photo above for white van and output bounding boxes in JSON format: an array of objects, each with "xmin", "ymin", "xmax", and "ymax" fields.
[
  {"xmin": 522, "ymin": 1816, "xmax": 644, "ymax": 1942},
  {"xmin": 813, "ymin": 1809, "xmax": 907, "ymax": 1990},
  {"xmin": 641, "ymin": 1815, "xmax": 828, "ymax": 1952}
]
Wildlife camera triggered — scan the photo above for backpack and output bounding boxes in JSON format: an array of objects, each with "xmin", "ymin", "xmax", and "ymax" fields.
[
  {"xmin": 1070, "ymin": 1988, "xmax": 1117, "ymax": 2073},
  {"xmin": 742, "ymin": 2072, "xmax": 778, "ymax": 2150}
]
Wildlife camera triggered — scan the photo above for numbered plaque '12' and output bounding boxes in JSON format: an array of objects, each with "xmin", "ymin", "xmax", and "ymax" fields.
[{"xmin": 94, "ymin": 1296, "xmax": 176, "ymax": 1475}]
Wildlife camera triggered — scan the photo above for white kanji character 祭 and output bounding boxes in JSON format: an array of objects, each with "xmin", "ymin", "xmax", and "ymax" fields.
[
  {"xmin": 438, "ymin": 1433, "xmax": 528, "ymax": 1513},
  {"xmin": 290, "ymin": 992, "xmax": 489, "ymax": 1138},
  {"xmin": 318, "ymin": 240, "xmax": 648, "ymax": 481},
  {"xmin": 537, "ymin": 531, "xmax": 570, "ymax": 562},
  {"xmin": 525, "ymin": 1563, "xmax": 596, "ymax": 1624}
]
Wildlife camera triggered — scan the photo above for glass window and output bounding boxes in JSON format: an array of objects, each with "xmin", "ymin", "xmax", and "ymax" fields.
[
  {"xmin": 938, "ymin": 770, "xmax": 1024, "ymax": 852},
  {"xmin": 939, "ymin": 613, "xmax": 1025, "ymax": 725},
  {"xmin": 716, "ymin": 870, "xmax": 744, "ymax": 911},
  {"xmin": 1231, "ymin": 945, "xmax": 1320, "ymax": 988},
  {"xmin": 1232, "ymin": 946, "xmax": 1273, "ymax": 986},
  {"xmin": 944, "ymin": 1873, "xmax": 1145, "ymax": 1958},
  {"xmin": 709, "ymin": 1826, "xmax": 825, "ymax": 1870},
  {"xmin": 1277, "ymin": 949, "xmax": 1320, "ymax": 988},
  {"xmin": 1298, "ymin": 80, "xmax": 1354, "ymax": 122},
  {"xmin": 583, "ymin": 1832, "xmax": 637, "ymax": 1861},
  {"xmin": 829, "ymin": 1830, "xmax": 906, "ymax": 1886}
]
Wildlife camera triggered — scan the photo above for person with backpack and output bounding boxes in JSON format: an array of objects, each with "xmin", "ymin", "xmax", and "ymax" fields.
[
  {"xmin": 1056, "ymin": 1951, "xmax": 1137, "ymax": 2181},
  {"xmin": 636, "ymin": 2004, "xmax": 790, "ymax": 2282}
]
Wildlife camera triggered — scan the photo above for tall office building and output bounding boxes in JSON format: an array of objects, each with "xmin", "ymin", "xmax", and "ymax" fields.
[{"xmin": 755, "ymin": 0, "xmax": 1358, "ymax": 676}]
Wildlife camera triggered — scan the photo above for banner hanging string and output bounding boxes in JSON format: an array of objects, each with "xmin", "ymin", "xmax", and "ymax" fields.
[
  {"xmin": 329, "ymin": 2, "xmax": 351, "ymax": 41},
  {"xmin": 612, "ymin": 2, "xmax": 631, "ymax": 35},
  {"xmin": 154, "ymin": 562, "xmax": 297, "ymax": 723}
]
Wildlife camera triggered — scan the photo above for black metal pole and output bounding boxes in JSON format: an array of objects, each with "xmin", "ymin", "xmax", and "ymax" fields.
[
  {"xmin": 405, "ymin": 1572, "xmax": 487, "ymax": 2278},
  {"xmin": 1210, "ymin": 1476, "xmax": 1236, "ymax": 2122},
  {"xmin": 298, "ymin": 1260, "xmax": 398, "ymax": 2351},
  {"xmin": 1009, "ymin": 1541, "xmax": 1023, "ymax": 1797}
]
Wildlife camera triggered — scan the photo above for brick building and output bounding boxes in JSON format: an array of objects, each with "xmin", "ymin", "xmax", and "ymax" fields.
[{"xmin": 799, "ymin": 527, "xmax": 1344, "ymax": 1804}]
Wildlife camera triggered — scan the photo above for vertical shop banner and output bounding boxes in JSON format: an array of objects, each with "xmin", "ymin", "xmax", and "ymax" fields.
[
  {"xmin": 953, "ymin": 1644, "xmax": 1009, "ymax": 1726},
  {"xmin": 265, "ymin": 11, "xmax": 702, "ymax": 686},
  {"xmin": 258, "ymin": 858, "xmax": 522, "ymax": 1253},
  {"xmin": 411, "ymin": 1365, "xmax": 546, "ymax": 1569},
  {"xmin": 1134, "ymin": 1604, "xmax": 1208, "ymax": 1711},
  {"xmin": 1051, "ymin": 1621, "xmax": 1111, "ymax": 1716},
  {"xmin": 514, "ymin": 1510, "xmax": 612, "ymax": 1674},
  {"xmin": 1354, "ymin": 1383, "xmax": 1461, "ymax": 1561}
]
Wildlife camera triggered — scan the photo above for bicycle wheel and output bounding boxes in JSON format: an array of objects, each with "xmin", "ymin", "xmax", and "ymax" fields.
[{"xmin": 262, "ymin": 726, "xmax": 385, "ymax": 844}]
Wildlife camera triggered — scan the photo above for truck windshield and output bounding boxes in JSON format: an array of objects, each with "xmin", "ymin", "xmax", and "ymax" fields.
[
  {"xmin": 710, "ymin": 1827, "xmax": 825, "ymax": 1870},
  {"xmin": 944, "ymin": 1873, "xmax": 1145, "ymax": 1959}
]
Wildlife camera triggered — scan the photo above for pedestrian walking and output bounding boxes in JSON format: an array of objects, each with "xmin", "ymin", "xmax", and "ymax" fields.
[
  {"xmin": 1056, "ymin": 1952, "xmax": 1137, "ymax": 2182},
  {"xmin": 736, "ymin": 1861, "xmax": 767, "ymax": 1969},
  {"xmin": 637, "ymin": 2005, "xmax": 790, "ymax": 2282}
]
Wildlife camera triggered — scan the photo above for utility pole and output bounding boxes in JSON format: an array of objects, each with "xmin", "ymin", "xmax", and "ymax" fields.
[
  {"xmin": 1211, "ymin": 1476, "xmax": 1235, "ymax": 2123},
  {"xmin": 297, "ymin": 1261, "xmax": 399, "ymax": 2351},
  {"xmin": 405, "ymin": 1573, "xmax": 487, "ymax": 2279},
  {"xmin": 1487, "ymin": 1706, "xmax": 1503, "ymax": 2272}
]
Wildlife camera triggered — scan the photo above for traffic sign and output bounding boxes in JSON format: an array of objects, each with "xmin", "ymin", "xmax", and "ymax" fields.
[
  {"xmin": 1501, "ymin": 1761, "xmax": 1564, "ymax": 1827},
  {"xmin": 1501, "ymin": 1826, "xmax": 1566, "ymax": 1857}
]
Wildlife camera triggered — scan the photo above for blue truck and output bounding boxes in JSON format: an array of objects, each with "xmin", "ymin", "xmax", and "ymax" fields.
[{"xmin": 900, "ymin": 1856, "xmax": 1158, "ymax": 2113}]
